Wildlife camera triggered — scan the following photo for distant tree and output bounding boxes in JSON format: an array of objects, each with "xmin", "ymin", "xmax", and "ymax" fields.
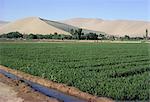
[
  {"xmin": 108, "ymin": 35, "xmax": 115, "ymax": 41},
  {"xmin": 10, "ymin": 32, "xmax": 22, "ymax": 38},
  {"xmin": 98, "ymin": 34, "xmax": 105, "ymax": 39},
  {"xmin": 63, "ymin": 35, "xmax": 72, "ymax": 39},
  {"xmin": 124, "ymin": 35, "xmax": 130, "ymax": 40},
  {"xmin": 70, "ymin": 29, "xmax": 75, "ymax": 35},
  {"xmin": 54, "ymin": 32, "xmax": 58, "ymax": 35},
  {"xmin": 58, "ymin": 34, "xmax": 61, "ymax": 39},
  {"xmin": 80, "ymin": 34, "xmax": 86, "ymax": 40},
  {"xmin": 22, "ymin": 34, "xmax": 28, "ymax": 39},
  {"xmin": 73, "ymin": 30, "xmax": 78, "ymax": 39},
  {"xmin": 131, "ymin": 37, "xmax": 143, "ymax": 40},
  {"xmin": 146, "ymin": 29, "xmax": 148, "ymax": 40},
  {"xmin": 71, "ymin": 29, "xmax": 81, "ymax": 39},
  {"xmin": 77, "ymin": 28, "xmax": 83, "ymax": 40},
  {"xmin": 0, "ymin": 32, "xmax": 23, "ymax": 38},
  {"xmin": 60, "ymin": 34, "xmax": 64, "ymax": 40},
  {"xmin": 52, "ymin": 33, "xmax": 62, "ymax": 39},
  {"xmin": 72, "ymin": 28, "xmax": 83, "ymax": 40},
  {"xmin": 27, "ymin": 34, "xmax": 37, "ymax": 39},
  {"xmin": 36, "ymin": 34, "xmax": 44, "ymax": 39},
  {"xmin": 85, "ymin": 33, "xmax": 98, "ymax": 40},
  {"xmin": 46, "ymin": 34, "xmax": 53, "ymax": 39}
]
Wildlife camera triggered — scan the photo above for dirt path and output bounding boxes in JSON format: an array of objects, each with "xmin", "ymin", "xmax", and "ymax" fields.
[
  {"xmin": 0, "ymin": 74, "xmax": 61, "ymax": 102},
  {"xmin": 0, "ymin": 82, "xmax": 23, "ymax": 102}
]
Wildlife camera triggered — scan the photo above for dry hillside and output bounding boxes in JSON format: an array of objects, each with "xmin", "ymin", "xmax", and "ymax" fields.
[
  {"xmin": 1, "ymin": 17, "xmax": 149, "ymax": 37},
  {"xmin": 62, "ymin": 18, "xmax": 150, "ymax": 37},
  {"xmin": 0, "ymin": 17, "xmax": 70, "ymax": 35},
  {"xmin": 0, "ymin": 17, "xmax": 104, "ymax": 35}
]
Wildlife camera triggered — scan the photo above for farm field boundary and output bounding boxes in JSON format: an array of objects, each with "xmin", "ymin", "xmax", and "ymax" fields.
[
  {"xmin": 0, "ymin": 39, "xmax": 149, "ymax": 43},
  {"xmin": 0, "ymin": 65, "xmax": 113, "ymax": 102}
]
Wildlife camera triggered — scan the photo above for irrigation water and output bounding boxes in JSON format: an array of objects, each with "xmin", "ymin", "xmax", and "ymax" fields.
[{"xmin": 0, "ymin": 69, "xmax": 87, "ymax": 102}]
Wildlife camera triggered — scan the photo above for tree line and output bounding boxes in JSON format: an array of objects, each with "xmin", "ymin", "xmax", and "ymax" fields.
[
  {"xmin": 0, "ymin": 28, "xmax": 149, "ymax": 40},
  {"xmin": 0, "ymin": 32, "xmax": 72, "ymax": 40},
  {"xmin": 0, "ymin": 29, "xmax": 100, "ymax": 40}
]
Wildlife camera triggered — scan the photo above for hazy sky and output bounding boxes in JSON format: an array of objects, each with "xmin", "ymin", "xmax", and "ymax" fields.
[{"xmin": 0, "ymin": 0, "xmax": 149, "ymax": 21}]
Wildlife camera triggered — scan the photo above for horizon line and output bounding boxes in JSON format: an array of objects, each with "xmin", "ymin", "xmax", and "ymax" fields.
[{"xmin": 1, "ymin": 16, "xmax": 150, "ymax": 22}]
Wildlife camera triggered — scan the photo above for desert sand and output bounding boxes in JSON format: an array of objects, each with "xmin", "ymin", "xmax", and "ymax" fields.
[
  {"xmin": 62, "ymin": 18, "xmax": 150, "ymax": 37},
  {"xmin": 0, "ymin": 17, "xmax": 103, "ymax": 35},
  {"xmin": 0, "ymin": 17, "xmax": 70, "ymax": 35},
  {"xmin": 0, "ymin": 73, "xmax": 60, "ymax": 102},
  {"xmin": 0, "ymin": 17, "xmax": 149, "ymax": 37}
]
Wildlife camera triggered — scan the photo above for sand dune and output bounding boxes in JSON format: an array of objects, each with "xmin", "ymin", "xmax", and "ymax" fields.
[
  {"xmin": 0, "ymin": 17, "xmax": 70, "ymax": 35},
  {"xmin": 1, "ymin": 17, "xmax": 149, "ymax": 37},
  {"xmin": 0, "ymin": 17, "xmax": 104, "ymax": 35},
  {"xmin": 62, "ymin": 18, "xmax": 150, "ymax": 37},
  {"xmin": 41, "ymin": 18, "xmax": 104, "ymax": 34}
]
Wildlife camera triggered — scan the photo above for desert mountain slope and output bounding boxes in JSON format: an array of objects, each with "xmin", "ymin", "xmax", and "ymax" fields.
[
  {"xmin": 40, "ymin": 18, "xmax": 105, "ymax": 34},
  {"xmin": 0, "ymin": 17, "xmax": 104, "ymax": 35},
  {"xmin": 62, "ymin": 18, "xmax": 150, "ymax": 37},
  {"xmin": 0, "ymin": 17, "xmax": 70, "ymax": 35}
]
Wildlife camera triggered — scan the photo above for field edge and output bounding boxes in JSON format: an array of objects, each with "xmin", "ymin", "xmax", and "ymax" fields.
[{"xmin": 0, "ymin": 65, "xmax": 113, "ymax": 102}]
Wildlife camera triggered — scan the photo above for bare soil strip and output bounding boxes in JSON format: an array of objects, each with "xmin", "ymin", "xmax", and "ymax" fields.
[
  {"xmin": 1, "ymin": 39, "xmax": 149, "ymax": 43},
  {"xmin": 0, "ymin": 65, "xmax": 113, "ymax": 102},
  {"xmin": 0, "ymin": 73, "xmax": 60, "ymax": 102}
]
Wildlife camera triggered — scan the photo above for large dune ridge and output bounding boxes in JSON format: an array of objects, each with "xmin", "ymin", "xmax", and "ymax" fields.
[
  {"xmin": 0, "ymin": 17, "xmax": 149, "ymax": 37},
  {"xmin": 41, "ymin": 18, "xmax": 104, "ymax": 34},
  {"xmin": 0, "ymin": 17, "xmax": 104, "ymax": 35},
  {"xmin": 61, "ymin": 18, "xmax": 150, "ymax": 37},
  {"xmin": 0, "ymin": 17, "xmax": 70, "ymax": 35}
]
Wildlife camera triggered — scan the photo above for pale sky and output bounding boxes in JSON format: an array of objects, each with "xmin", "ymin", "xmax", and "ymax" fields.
[{"xmin": 0, "ymin": 0, "xmax": 149, "ymax": 21}]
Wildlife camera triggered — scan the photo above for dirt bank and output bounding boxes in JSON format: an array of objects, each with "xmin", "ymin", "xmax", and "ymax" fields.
[
  {"xmin": 0, "ymin": 73, "xmax": 61, "ymax": 102},
  {"xmin": 0, "ymin": 65, "xmax": 113, "ymax": 102}
]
